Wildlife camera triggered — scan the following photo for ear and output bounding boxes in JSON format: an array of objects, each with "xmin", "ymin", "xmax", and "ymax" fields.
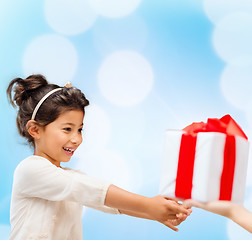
[{"xmin": 26, "ymin": 120, "xmax": 42, "ymax": 140}]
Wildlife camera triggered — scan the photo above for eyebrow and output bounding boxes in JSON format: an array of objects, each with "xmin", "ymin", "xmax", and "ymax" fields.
[{"xmin": 62, "ymin": 123, "xmax": 83, "ymax": 127}]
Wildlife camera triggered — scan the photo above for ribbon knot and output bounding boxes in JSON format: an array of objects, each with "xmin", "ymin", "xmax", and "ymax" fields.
[{"xmin": 183, "ymin": 114, "xmax": 247, "ymax": 139}]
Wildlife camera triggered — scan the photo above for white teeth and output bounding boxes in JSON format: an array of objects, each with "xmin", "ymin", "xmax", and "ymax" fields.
[{"xmin": 64, "ymin": 147, "xmax": 74, "ymax": 153}]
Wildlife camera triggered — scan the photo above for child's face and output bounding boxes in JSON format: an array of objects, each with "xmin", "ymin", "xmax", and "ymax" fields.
[{"xmin": 35, "ymin": 110, "xmax": 84, "ymax": 167}]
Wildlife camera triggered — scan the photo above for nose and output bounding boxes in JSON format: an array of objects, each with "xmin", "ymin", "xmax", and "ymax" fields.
[{"xmin": 71, "ymin": 132, "xmax": 82, "ymax": 145}]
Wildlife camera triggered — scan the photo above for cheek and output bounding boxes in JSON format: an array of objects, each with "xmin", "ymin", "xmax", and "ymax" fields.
[
  {"xmin": 76, "ymin": 134, "xmax": 83, "ymax": 146},
  {"xmin": 50, "ymin": 133, "xmax": 67, "ymax": 146},
  {"xmin": 79, "ymin": 135, "xmax": 83, "ymax": 145}
]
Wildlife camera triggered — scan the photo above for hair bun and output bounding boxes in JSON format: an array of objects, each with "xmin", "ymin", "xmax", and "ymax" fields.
[{"xmin": 7, "ymin": 74, "xmax": 48, "ymax": 107}]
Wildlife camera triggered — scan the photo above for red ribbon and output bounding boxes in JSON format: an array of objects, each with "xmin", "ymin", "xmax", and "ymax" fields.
[
  {"xmin": 175, "ymin": 134, "xmax": 197, "ymax": 199},
  {"xmin": 175, "ymin": 115, "xmax": 247, "ymax": 200}
]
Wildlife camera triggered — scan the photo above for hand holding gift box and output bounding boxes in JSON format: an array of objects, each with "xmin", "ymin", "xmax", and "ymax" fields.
[{"xmin": 159, "ymin": 115, "xmax": 249, "ymax": 204}]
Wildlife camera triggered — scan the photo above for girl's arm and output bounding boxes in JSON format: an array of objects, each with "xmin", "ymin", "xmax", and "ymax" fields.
[
  {"xmin": 119, "ymin": 209, "xmax": 188, "ymax": 231},
  {"xmin": 184, "ymin": 200, "xmax": 252, "ymax": 233},
  {"xmin": 105, "ymin": 185, "xmax": 191, "ymax": 231}
]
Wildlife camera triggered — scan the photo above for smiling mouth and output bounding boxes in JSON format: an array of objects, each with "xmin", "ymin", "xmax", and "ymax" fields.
[{"xmin": 63, "ymin": 147, "xmax": 74, "ymax": 154}]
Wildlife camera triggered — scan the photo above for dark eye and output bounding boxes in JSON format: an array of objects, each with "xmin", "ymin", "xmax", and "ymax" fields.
[
  {"xmin": 78, "ymin": 128, "xmax": 83, "ymax": 133},
  {"xmin": 63, "ymin": 127, "xmax": 71, "ymax": 132}
]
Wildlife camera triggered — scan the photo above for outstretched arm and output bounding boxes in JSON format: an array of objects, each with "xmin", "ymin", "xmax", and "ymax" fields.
[
  {"xmin": 184, "ymin": 200, "xmax": 252, "ymax": 233},
  {"xmin": 118, "ymin": 209, "xmax": 189, "ymax": 232},
  {"xmin": 105, "ymin": 185, "xmax": 191, "ymax": 231}
]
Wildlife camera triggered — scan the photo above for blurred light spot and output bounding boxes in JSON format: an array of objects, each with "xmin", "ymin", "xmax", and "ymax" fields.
[
  {"xmin": 111, "ymin": 108, "xmax": 146, "ymax": 149},
  {"xmin": 220, "ymin": 64, "xmax": 252, "ymax": 111},
  {"xmin": 44, "ymin": 0, "xmax": 97, "ymax": 35},
  {"xmin": 213, "ymin": 12, "xmax": 252, "ymax": 65},
  {"xmin": 203, "ymin": 0, "xmax": 252, "ymax": 24},
  {"xmin": 87, "ymin": 0, "xmax": 142, "ymax": 18},
  {"xmin": 98, "ymin": 50, "xmax": 154, "ymax": 106},
  {"xmin": 93, "ymin": 15, "xmax": 148, "ymax": 56},
  {"xmin": 77, "ymin": 103, "xmax": 111, "ymax": 150},
  {"xmin": 0, "ymin": 224, "xmax": 10, "ymax": 240},
  {"xmin": 75, "ymin": 148, "xmax": 131, "ymax": 190},
  {"xmin": 23, "ymin": 34, "xmax": 78, "ymax": 85}
]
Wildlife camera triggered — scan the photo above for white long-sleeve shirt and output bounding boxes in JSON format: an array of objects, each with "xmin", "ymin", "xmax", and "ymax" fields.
[{"xmin": 10, "ymin": 155, "xmax": 119, "ymax": 240}]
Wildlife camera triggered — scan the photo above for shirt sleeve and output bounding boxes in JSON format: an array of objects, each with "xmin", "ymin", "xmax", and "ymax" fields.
[{"xmin": 13, "ymin": 156, "xmax": 119, "ymax": 214}]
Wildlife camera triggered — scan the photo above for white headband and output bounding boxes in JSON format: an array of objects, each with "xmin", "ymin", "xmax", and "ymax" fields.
[
  {"xmin": 30, "ymin": 82, "xmax": 72, "ymax": 121},
  {"xmin": 31, "ymin": 88, "xmax": 62, "ymax": 120}
]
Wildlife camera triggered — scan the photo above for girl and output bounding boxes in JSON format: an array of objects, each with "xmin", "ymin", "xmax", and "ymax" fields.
[
  {"xmin": 7, "ymin": 74, "xmax": 191, "ymax": 240},
  {"xmin": 184, "ymin": 200, "xmax": 252, "ymax": 233}
]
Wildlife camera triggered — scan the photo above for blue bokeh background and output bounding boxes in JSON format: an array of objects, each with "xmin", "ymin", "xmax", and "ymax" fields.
[{"xmin": 1, "ymin": 0, "xmax": 252, "ymax": 239}]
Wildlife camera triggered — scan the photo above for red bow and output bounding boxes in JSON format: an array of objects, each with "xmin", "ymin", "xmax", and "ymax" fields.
[{"xmin": 183, "ymin": 115, "xmax": 247, "ymax": 140}]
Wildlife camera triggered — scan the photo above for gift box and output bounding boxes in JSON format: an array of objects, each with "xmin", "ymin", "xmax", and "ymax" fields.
[{"xmin": 159, "ymin": 115, "xmax": 249, "ymax": 204}]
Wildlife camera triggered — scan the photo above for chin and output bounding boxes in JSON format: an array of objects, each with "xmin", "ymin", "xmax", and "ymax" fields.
[{"xmin": 62, "ymin": 158, "xmax": 71, "ymax": 163}]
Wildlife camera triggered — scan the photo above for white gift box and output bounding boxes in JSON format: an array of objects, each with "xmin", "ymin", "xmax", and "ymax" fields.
[{"xmin": 159, "ymin": 130, "xmax": 249, "ymax": 204}]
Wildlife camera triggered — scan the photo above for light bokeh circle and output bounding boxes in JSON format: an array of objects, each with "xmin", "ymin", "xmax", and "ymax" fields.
[
  {"xmin": 220, "ymin": 64, "xmax": 252, "ymax": 111},
  {"xmin": 203, "ymin": 0, "xmax": 252, "ymax": 24},
  {"xmin": 213, "ymin": 12, "xmax": 252, "ymax": 65},
  {"xmin": 75, "ymin": 148, "xmax": 131, "ymax": 190},
  {"xmin": 110, "ymin": 108, "xmax": 147, "ymax": 150},
  {"xmin": 93, "ymin": 15, "xmax": 148, "ymax": 56},
  {"xmin": 44, "ymin": 0, "xmax": 97, "ymax": 35},
  {"xmin": 87, "ymin": 0, "xmax": 142, "ymax": 18},
  {"xmin": 23, "ymin": 34, "xmax": 78, "ymax": 85},
  {"xmin": 98, "ymin": 50, "xmax": 154, "ymax": 106}
]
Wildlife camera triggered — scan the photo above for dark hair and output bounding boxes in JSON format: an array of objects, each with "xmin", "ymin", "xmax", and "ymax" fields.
[{"xmin": 7, "ymin": 74, "xmax": 89, "ymax": 147}]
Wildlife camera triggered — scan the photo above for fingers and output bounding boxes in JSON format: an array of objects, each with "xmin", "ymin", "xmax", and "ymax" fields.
[
  {"xmin": 161, "ymin": 212, "xmax": 190, "ymax": 220},
  {"xmin": 151, "ymin": 196, "xmax": 192, "ymax": 224},
  {"xmin": 162, "ymin": 197, "xmax": 192, "ymax": 218},
  {"xmin": 169, "ymin": 201, "xmax": 191, "ymax": 215},
  {"xmin": 183, "ymin": 199, "xmax": 202, "ymax": 209},
  {"xmin": 162, "ymin": 220, "xmax": 179, "ymax": 232},
  {"xmin": 160, "ymin": 200, "xmax": 192, "ymax": 232},
  {"xmin": 176, "ymin": 213, "xmax": 189, "ymax": 222},
  {"xmin": 163, "ymin": 212, "xmax": 190, "ymax": 230},
  {"xmin": 164, "ymin": 196, "xmax": 178, "ymax": 201},
  {"xmin": 165, "ymin": 214, "xmax": 181, "ymax": 220}
]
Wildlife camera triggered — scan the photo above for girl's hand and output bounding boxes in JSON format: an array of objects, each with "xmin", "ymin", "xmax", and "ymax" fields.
[
  {"xmin": 146, "ymin": 196, "xmax": 191, "ymax": 228},
  {"xmin": 159, "ymin": 212, "xmax": 190, "ymax": 232},
  {"xmin": 105, "ymin": 185, "xmax": 191, "ymax": 231}
]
